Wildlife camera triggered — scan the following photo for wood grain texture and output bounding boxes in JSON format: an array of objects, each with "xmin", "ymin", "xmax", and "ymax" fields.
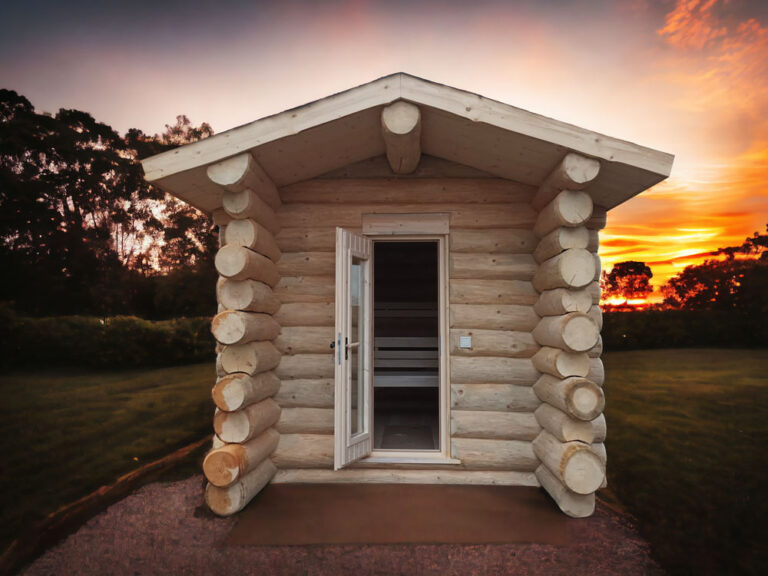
[
  {"xmin": 273, "ymin": 468, "xmax": 538, "ymax": 486},
  {"xmin": 280, "ymin": 178, "xmax": 533, "ymax": 204},
  {"xmin": 451, "ymin": 438, "xmax": 538, "ymax": 471},
  {"xmin": 276, "ymin": 354, "xmax": 335, "ymax": 379},
  {"xmin": 450, "ymin": 253, "xmax": 537, "ymax": 280},
  {"xmin": 278, "ymin": 252, "xmax": 335, "ymax": 277},
  {"xmin": 275, "ymin": 303, "xmax": 334, "ymax": 327},
  {"xmin": 450, "ymin": 304, "xmax": 539, "ymax": 332},
  {"xmin": 273, "ymin": 433, "xmax": 335, "ymax": 469},
  {"xmin": 451, "ymin": 410, "xmax": 540, "ymax": 441},
  {"xmin": 451, "ymin": 357, "xmax": 538, "ymax": 385},
  {"xmin": 449, "ymin": 328, "xmax": 537, "ymax": 358},
  {"xmin": 450, "ymin": 228, "xmax": 537, "ymax": 253},
  {"xmin": 451, "ymin": 383, "xmax": 540, "ymax": 413},
  {"xmin": 275, "ymin": 326, "xmax": 335, "ymax": 355},
  {"xmin": 274, "ymin": 276, "xmax": 334, "ymax": 303},
  {"xmin": 274, "ymin": 378, "xmax": 334, "ymax": 408},
  {"xmin": 277, "ymin": 407, "xmax": 335, "ymax": 435},
  {"xmin": 278, "ymin": 203, "xmax": 536, "ymax": 229},
  {"xmin": 449, "ymin": 279, "xmax": 538, "ymax": 306}
]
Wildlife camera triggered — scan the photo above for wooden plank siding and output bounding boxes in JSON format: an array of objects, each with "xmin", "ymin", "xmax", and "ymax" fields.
[{"xmin": 271, "ymin": 173, "xmax": 541, "ymax": 477}]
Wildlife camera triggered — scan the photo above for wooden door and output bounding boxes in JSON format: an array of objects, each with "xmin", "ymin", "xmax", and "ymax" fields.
[{"xmin": 334, "ymin": 228, "xmax": 373, "ymax": 469}]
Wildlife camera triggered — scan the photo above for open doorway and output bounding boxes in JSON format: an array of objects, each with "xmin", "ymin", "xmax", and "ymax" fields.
[{"xmin": 372, "ymin": 241, "xmax": 440, "ymax": 451}]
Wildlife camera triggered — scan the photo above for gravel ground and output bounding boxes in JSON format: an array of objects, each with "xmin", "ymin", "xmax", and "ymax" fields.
[{"xmin": 23, "ymin": 476, "xmax": 664, "ymax": 576}]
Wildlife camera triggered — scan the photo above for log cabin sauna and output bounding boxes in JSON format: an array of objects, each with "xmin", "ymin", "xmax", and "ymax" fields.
[{"xmin": 141, "ymin": 73, "xmax": 673, "ymax": 519}]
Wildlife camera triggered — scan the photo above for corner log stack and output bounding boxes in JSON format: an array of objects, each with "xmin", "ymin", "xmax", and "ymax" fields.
[
  {"xmin": 529, "ymin": 153, "xmax": 607, "ymax": 518},
  {"xmin": 203, "ymin": 152, "xmax": 284, "ymax": 517}
]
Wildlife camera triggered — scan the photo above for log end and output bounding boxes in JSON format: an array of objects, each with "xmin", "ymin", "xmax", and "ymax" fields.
[
  {"xmin": 223, "ymin": 218, "xmax": 257, "ymax": 247},
  {"xmin": 222, "ymin": 189, "xmax": 251, "ymax": 216},
  {"xmin": 211, "ymin": 311, "xmax": 246, "ymax": 346},
  {"xmin": 212, "ymin": 374, "xmax": 246, "ymax": 412},
  {"xmin": 562, "ymin": 314, "xmax": 600, "ymax": 353},
  {"xmin": 562, "ymin": 446, "xmax": 605, "ymax": 495},
  {"xmin": 381, "ymin": 101, "xmax": 421, "ymax": 135},
  {"xmin": 206, "ymin": 154, "xmax": 250, "ymax": 187},
  {"xmin": 214, "ymin": 410, "xmax": 249, "ymax": 444},
  {"xmin": 563, "ymin": 153, "xmax": 601, "ymax": 187},
  {"xmin": 566, "ymin": 378, "xmax": 605, "ymax": 421},
  {"xmin": 555, "ymin": 351, "xmax": 590, "ymax": 379},
  {"xmin": 203, "ymin": 446, "xmax": 243, "ymax": 487},
  {"xmin": 215, "ymin": 245, "xmax": 246, "ymax": 279}
]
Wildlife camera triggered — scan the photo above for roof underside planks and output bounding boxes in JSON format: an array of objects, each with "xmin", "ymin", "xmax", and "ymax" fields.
[{"xmin": 142, "ymin": 73, "xmax": 674, "ymax": 214}]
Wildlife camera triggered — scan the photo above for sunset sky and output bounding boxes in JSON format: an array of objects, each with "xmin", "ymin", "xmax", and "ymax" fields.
[{"xmin": 2, "ymin": 0, "xmax": 767, "ymax": 300}]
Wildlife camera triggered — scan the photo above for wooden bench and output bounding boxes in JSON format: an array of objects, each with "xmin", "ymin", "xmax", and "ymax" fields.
[{"xmin": 373, "ymin": 336, "xmax": 439, "ymax": 388}]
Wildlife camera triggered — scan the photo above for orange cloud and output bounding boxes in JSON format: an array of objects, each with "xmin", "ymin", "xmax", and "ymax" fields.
[
  {"xmin": 598, "ymin": 0, "xmax": 768, "ymax": 304},
  {"xmin": 659, "ymin": 0, "xmax": 728, "ymax": 49}
]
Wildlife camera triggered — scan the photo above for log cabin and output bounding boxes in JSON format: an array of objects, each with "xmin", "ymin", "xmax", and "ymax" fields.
[{"xmin": 141, "ymin": 73, "xmax": 673, "ymax": 519}]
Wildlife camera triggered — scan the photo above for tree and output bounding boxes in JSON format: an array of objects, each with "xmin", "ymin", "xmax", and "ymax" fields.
[
  {"xmin": 0, "ymin": 90, "xmax": 216, "ymax": 317},
  {"xmin": 601, "ymin": 261, "xmax": 653, "ymax": 307},
  {"xmin": 125, "ymin": 115, "xmax": 216, "ymax": 274},
  {"xmin": 0, "ymin": 89, "xmax": 164, "ymax": 315},
  {"xmin": 125, "ymin": 115, "xmax": 218, "ymax": 317},
  {"xmin": 662, "ymin": 226, "xmax": 768, "ymax": 311}
]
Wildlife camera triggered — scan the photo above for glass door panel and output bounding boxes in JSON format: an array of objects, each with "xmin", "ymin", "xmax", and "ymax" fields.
[{"xmin": 334, "ymin": 229, "xmax": 372, "ymax": 469}]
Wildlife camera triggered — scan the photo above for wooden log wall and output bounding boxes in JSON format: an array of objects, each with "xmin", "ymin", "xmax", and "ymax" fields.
[
  {"xmin": 529, "ymin": 153, "xmax": 607, "ymax": 518},
  {"xmin": 203, "ymin": 152, "xmax": 609, "ymax": 509},
  {"xmin": 271, "ymin": 160, "xmax": 542, "ymax": 484},
  {"xmin": 202, "ymin": 153, "xmax": 284, "ymax": 517}
]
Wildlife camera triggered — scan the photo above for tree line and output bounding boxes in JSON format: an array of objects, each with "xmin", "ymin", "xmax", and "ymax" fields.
[
  {"xmin": 0, "ymin": 89, "xmax": 216, "ymax": 318},
  {"xmin": 601, "ymin": 227, "xmax": 768, "ymax": 313},
  {"xmin": 2, "ymin": 87, "xmax": 766, "ymax": 324}
]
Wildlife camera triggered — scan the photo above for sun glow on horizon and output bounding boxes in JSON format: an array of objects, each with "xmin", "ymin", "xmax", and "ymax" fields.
[{"xmin": 1, "ymin": 0, "xmax": 765, "ymax": 302}]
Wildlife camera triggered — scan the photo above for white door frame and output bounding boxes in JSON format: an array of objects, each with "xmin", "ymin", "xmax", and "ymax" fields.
[
  {"xmin": 362, "ymin": 233, "xmax": 455, "ymax": 465},
  {"xmin": 333, "ymin": 228, "xmax": 374, "ymax": 470}
]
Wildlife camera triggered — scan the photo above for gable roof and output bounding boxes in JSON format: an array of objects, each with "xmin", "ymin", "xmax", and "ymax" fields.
[{"xmin": 141, "ymin": 73, "xmax": 674, "ymax": 213}]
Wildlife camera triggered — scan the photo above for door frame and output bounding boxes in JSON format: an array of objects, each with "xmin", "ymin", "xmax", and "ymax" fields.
[{"xmin": 361, "ymin": 233, "xmax": 455, "ymax": 465}]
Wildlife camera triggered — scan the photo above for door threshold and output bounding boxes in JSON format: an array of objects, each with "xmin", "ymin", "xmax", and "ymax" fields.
[{"xmin": 361, "ymin": 451, "xmax": 462, "ymax": 466}]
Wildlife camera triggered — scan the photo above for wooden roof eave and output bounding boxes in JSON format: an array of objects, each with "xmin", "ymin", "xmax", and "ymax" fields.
[{"xmin": 141, "ymin": 73, "xmax": 674, "ymax": 214}]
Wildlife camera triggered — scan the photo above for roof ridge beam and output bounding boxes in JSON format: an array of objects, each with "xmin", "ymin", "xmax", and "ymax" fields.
[{"xmin": 381, "ymin": 101, "xmax": 422, "ymax": 174}]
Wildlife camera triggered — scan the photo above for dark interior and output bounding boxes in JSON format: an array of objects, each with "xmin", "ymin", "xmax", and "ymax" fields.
[{"xmin": 372, "ymin": 241, "xmax": 440, "ymax": 451}]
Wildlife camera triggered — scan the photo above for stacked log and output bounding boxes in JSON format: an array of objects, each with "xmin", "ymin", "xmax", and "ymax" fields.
[
  {"xmin": 272, "ymin": 174, "xmax": 541, "ymax": 477},
  {"xmin": 530, "ymin": 154, "xmax": 607, "ymax": 518},
  {"xmin": 203, "ymin": 153, "xmax": 283, "ymax": 517},
  {"xmin": 446, "ymin": 197, "xmax": 540, "ymax": 474}
]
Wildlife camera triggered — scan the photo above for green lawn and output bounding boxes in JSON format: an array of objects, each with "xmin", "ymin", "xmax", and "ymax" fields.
[
  {"xmin": 0, "ymin": 363, "xmax": 214, "ymax": 552},
  {"xmin": 603, "ymin": 349, "xmax": 768, "ymax": 576},
  {"xmin": 1, "ymin": 351, "xmax": 766, "ymax": 575}
]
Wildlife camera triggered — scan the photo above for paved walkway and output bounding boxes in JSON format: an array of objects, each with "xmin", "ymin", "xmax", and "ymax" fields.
[{"xmin": 23, "ymin": 477, "xmax": 664, "ymax": 576}]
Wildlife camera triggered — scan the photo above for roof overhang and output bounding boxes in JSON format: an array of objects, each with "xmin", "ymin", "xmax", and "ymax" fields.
[{"xmin": 141, "ymin": 73, "xmax": 674, "ymax": 213}]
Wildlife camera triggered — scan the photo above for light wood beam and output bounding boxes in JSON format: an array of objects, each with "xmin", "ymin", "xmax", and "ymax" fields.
[
  {"xmin": 206, "ymin": 152, "xmax": 281, "ymax": 210},
  {"xmin": 381, "ymin": 101, "xmax": 422, "ymax": 174},
  {"xmin": 203, "ymin": 428, "xmax": 279, "ymax": 487},
  {"xmin": 212, "ymin": 371, "xmax": 280, "ymax": 412},
  {"xmin": 205, "ymin": 459, "xmax": 276, "ymax": 517},
  {"xmin": 533, "ymin": 153, "xmax": 601, "ymax": 210}
]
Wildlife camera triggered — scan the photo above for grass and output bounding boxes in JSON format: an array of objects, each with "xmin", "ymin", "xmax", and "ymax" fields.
[
  {"xmin": 0, "ymin": 363, "xmax": 214, "ymax": 553},
  {"xmin": 603, "ymin": 349, "xmax": 768, "ymax": 576},
  {"xmin": 1, "ymin": 350, "xmax": 765, "ymax": 575}
]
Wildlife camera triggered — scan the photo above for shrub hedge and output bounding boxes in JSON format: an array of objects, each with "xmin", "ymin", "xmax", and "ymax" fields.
[
  {"xmin": 1, "ymin": 304, "xmax": 765, "ymax": 371},
  {"xmin": 0, "ymin": 304, "xmax": 214, "ymax": 369},
  {"xmin": 602, "ymin": 309, "xmax": 768, "ymax": 351}
]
